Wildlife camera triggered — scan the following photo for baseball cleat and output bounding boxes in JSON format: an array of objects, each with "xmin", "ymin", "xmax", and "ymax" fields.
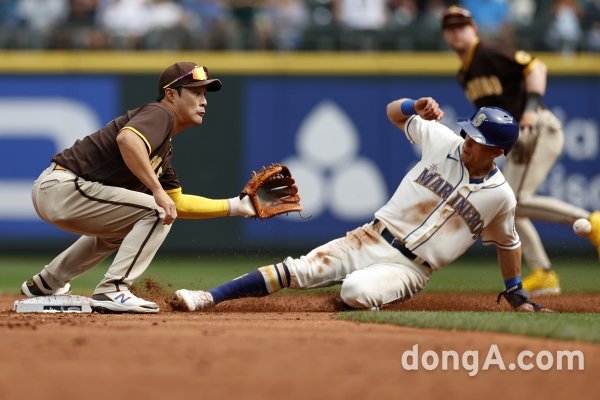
[
  {"xmin": 21, "ymin": 274, "xmax": 71, "ymax": 297},
  {"xmin": 522, "ymin": 268, "xmax": 561, "ymax": 296},
  {"xmin": 589, "ymin": 211, "xmax": 600, "ymax": 260},
  {"xmin": 175, "ymin": 289, "xmax": 215, "ymax": 312},
  {"xmin": 90, "ymin": 290, "xmax": 159, "ymax": 313}
]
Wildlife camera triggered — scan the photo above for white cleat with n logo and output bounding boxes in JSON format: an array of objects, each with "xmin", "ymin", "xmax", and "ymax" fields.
[{"xmin": 90, "ymin": 290, "xmax": 159, "ymax": 313}]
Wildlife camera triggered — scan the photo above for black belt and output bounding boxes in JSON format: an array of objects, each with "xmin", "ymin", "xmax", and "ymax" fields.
[{"xmin": 375, "ymin": 220, "xmax": 430, "ymax": 268}]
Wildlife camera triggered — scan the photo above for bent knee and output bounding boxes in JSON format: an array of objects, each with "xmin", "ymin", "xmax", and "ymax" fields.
[{"xmin": 340, "ymin": 280, "xmax": 377, "ymax": 310}]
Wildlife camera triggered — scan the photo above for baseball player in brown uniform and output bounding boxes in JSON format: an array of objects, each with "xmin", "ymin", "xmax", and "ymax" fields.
[
  {"xmin": 442, "ymin": 6, "xmax": 600, "ymax": 296},
  {"xmin": 21, "ymin": 62, "xmax": 257, "ymax": 313}
]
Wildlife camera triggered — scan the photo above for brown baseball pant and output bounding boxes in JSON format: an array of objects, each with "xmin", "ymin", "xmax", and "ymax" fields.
[
  {"xmin": 503, "ymin": 109, "xmax": 590, "ymax": 269},
  {"xmin": 31, "ymin": 163, "xmax": 171, "ymax": 295}
]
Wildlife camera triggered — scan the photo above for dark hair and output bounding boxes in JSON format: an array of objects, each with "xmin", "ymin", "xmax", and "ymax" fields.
[{"xmin": 156, "ymin": 86, "xmax": 183, "ymax": 102}]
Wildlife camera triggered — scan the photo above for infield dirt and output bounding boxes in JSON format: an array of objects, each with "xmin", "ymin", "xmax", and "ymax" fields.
[{"xmin": 1, "ymin": 291, "xmax": 599, "ymax": 400}]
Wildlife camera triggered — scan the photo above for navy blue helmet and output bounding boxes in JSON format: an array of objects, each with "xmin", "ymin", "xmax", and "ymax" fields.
[{"xmin": 457, "ymin": 107, "xmax": 519, "ymax": 155}]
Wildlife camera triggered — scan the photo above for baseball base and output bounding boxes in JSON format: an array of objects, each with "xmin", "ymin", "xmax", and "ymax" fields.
[{"xmin": 13, "ymin": 295, "xmax": 92, "ymax": 313}]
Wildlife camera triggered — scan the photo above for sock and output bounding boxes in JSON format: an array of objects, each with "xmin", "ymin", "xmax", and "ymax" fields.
[{"xmin": 209, "ymin": 262, "xmax": 291, "ymax": 304}]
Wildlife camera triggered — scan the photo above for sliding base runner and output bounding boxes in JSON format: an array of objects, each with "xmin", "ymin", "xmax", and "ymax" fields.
[{"xmin": 13, "ymin": 295, "xmax": 92, "ymax": 313}]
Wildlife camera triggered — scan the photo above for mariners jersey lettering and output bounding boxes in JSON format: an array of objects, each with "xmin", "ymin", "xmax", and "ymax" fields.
[
  {"xmin": 375, "ymin": 116, "xmax": 519, "ymax": 270},
  {"xmin": 413, "ymin": 168, "xmax": 484, "ymax": 237},
  {"xmin": 458, "ymin": 40, "xmax": 536, "ymax": 121},
  {"xmin": 53, "ymin": 103, "xmax": 180, "ymax": 193}
]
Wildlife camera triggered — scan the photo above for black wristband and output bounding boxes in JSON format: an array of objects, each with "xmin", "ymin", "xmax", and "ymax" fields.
[{"xmin": 524, "ymin": 92, "xmax": 543, "ymax": 112}]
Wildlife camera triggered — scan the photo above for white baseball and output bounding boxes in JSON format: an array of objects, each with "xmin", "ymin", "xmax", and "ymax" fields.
[{"xmin": 573, "ymin": 218, "xmax": 592, "ymax": 236}]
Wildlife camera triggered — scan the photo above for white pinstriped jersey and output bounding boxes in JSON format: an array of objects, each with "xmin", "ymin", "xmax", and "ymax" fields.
[{"xmin": 375, "ymin": 115, "xmax": 520, "ymax": 270}]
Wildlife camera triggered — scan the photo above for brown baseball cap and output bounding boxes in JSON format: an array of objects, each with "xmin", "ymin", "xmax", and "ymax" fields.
[
  {"xmin": 441, "ymin": 6, "xmax": 474, "ymax": 29},
  {"xmin": 158, "ymin": 62, "xmax": 222, "ymax": 97}
]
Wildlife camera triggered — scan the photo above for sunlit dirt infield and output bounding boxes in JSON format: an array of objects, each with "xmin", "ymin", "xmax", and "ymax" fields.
[{"xmin": 1, "ymin": 290, "xmax": 599, "ymax": 400}]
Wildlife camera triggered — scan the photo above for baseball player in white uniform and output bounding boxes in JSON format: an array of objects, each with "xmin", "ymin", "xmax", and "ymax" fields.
[{"xmin": 176, "ymin": 96, "xmax": 549, "ymax": 312}]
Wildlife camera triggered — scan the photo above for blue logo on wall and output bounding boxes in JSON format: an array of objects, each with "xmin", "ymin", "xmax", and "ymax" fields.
[
  {"xmin": 0, "ymin": 76, "xmax": 119, "ymax": 239},
  {"xmin": 242, "ymin": 77, "xmax": 600, "ymax": 247},
  {"xmin": 241, "ymin": 77, "xmax": 461, "ymax": 244}
]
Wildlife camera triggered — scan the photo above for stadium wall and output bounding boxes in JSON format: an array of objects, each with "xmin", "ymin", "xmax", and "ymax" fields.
[{"xmin": 1, "ymin": 52, "xmax": 598, "ymax": 253}]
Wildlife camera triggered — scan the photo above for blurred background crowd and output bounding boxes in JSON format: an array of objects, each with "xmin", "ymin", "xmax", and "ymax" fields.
[{"xmin": 0, "ymin": 0, "xmax": 599, "ymax": 54}]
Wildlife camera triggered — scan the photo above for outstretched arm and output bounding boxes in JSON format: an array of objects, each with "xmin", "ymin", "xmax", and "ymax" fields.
[
  {"xmin": 386, "ymin": 97, "xmax": 445, "ymax": 132},
  {"xmin": 497, "ymin": 246, "xmax": 551, "ymax": 312},
  {"xmin": 497, "ymin": 246, "xmax": 522, "ymax": 283}
]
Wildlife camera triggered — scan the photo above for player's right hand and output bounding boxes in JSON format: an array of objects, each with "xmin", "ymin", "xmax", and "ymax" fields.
[
  {"xmin": 154, "ymin": 190, "xmax": 177, "ymax": 225},
  {"xmin": 415, "ymin": 97, "xmax": 444, "ymax": 121}
]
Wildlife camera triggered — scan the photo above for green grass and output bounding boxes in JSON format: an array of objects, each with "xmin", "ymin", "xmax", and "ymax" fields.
[
  {"xmin": 0, "ymin": 254, "xmax": 598, "ymax": 294},
  {"xmin": 0, "ymin": 254, "xmax": 265, "ymax": 294},
  {"xmin": 337, "ymin": 311, "xmax": 600, "ymax": 342},
  {"xmin": 3, "ymin": 254, "xmax": 599, "ymax": 342},
  {"xmin": 424, "ymin": 256, "xmax": 600, "ymax": 293}
]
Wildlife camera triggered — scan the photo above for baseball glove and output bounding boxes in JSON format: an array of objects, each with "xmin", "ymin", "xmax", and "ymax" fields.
[{"xmin": 240, "ymin": 163, "xmax": 302, "ymax": 219}]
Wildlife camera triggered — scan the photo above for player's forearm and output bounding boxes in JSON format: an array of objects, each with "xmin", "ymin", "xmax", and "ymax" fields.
[
  {"xmin": 496, "ymin": 246, "xmax": 522, "ymax": 280},
  {"xmin": 167, "ymin": 189, "xmax": 229, "ymax": 219},
  {"xmin": 525, "ymin": 60, "xmax": 547, "ymax": 97},
  {"xmin": 117, "ymin": 130, "xmax": 163, "ymax": 193},
  {"xmin": 386, "ymin": 98, "xmax": 414, "ymax": 127}
]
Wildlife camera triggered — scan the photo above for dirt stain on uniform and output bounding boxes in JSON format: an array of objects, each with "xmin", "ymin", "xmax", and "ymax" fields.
[
  {"xmin": 314, "ymin": 252, "xmax": 333, "ymax": 267},
  {"xmin": 402, "ymin": 200, "xmax": 439, "ymax": 224},
  {"xmin": 447, "ymin": 213, "xmax": 463, "ymax": 230}
]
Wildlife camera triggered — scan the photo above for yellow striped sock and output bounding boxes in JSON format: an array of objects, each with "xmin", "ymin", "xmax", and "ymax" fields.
[{"xmin": 258, "ymin": 263, "xmax": 290, "ymax": 294}]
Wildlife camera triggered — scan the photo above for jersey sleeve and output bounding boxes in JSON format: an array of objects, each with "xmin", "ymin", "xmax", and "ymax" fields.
[
  {"xmin": 484, "ymin": 43, "xmax": 537, "ymax": 78},
  {"xmin": 481, "ymin": 207, "xmax": 521, "ymax": 250},
  {"xmin": 159, "ymin": 163, "xmax": 181, "ymax": 191},
  {"xmin": 120, "ymin": 105, "xmax": 172, "ymax": 154},
  {"xmin": 404, "ymin": 115, "xmax": 460, "ymax": 155}
]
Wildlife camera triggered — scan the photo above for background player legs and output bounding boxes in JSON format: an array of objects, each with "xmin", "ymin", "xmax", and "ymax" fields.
[
  {"xmin": 509, "ymin": 110, "xmax": 591, "ymax": 225},
  {"xmin": 516, "ymin": 218, "xmax": 550, "ymax": 269},
  {"xmin": 517, "ymin": 198, "xmax": 590, "ymax": 223},
  {"xmin": 502, "ymin": 110, "xmax": 566, "ymax": 295}
]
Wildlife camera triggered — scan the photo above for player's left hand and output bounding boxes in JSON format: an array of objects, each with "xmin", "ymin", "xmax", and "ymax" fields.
[
  {"xmin": 515, "ymin": 302, "xmax": 554, "ymax": 313},
  {"xmin": 497, "ymin": 286, "xmax": 553, "ymax": 312},
  {"xmin": 415, "ymin": 97, "xmax": 444, "ymax": 121}
]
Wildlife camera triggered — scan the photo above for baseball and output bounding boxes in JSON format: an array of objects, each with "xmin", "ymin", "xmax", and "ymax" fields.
[{"xmin": 573, "ymin": 218, "xmax": 592, "ymax": 236}]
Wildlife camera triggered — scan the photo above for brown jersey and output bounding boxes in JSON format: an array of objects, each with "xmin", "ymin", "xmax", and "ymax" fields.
[
  {"xmin": 53, "ymin": 102, "xmax": 181, "ymax": 193},
  {"xmin": 458, "ymin": 39, "xmax": 538, "ymax": 121}
]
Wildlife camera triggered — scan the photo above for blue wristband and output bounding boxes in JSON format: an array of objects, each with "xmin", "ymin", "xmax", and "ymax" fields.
[
  {"xmin": 400, "ymin": 99, "xmax": 417, "ymax": 116},
  {"xmin": 504, "ymin": 276, "xmax": 522, "ymax": 290}
]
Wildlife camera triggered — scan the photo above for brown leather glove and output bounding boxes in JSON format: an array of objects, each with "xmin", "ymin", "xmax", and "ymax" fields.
[{"xmin": 240, "ymin": 163, "xmax": 303, "ymax": 219}]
